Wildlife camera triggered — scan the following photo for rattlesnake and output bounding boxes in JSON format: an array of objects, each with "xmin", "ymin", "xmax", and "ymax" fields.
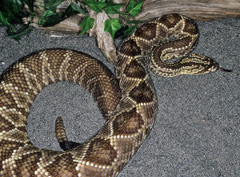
[{"xmin": 0, "ymin": 14, "xmax": 226, "ymax": 177}]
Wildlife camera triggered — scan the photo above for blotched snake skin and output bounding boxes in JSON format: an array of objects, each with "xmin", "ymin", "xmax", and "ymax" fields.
[{"xmin": 0, "ymin": 14, "xmax": 223, "ymax": 177}]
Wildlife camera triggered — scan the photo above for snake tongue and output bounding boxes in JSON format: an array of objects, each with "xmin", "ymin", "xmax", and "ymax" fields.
[{"xmin": 218, "ymin": 67, "xmax": 232, "ymax": 72}]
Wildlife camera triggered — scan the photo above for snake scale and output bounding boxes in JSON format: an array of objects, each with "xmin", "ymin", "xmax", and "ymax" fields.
[{"xmin": 0, "ymin": 14, "xmax": 225, "ymax": 176}]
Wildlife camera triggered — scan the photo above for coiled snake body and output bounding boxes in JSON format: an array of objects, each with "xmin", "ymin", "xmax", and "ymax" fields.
[{"xmin": 0, "ymin": 14, "xmax": 222, "ymax": 176}]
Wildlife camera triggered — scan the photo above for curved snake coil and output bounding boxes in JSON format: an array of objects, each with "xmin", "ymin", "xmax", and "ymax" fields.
[{"xmin": 0, "ymin": 14, "xmax": 222, "ymax": 177}]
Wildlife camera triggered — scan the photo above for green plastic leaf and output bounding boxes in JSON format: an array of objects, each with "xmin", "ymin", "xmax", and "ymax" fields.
[
  {"xmin": 86, "ymin": 0, "xmax": 107, "ymax": 13},
  {"xmin": 126, "ymin": 0, "xmax": 144, "ymax": 17},
  {"xmin": 80, "ymin": 16, "xmax": 94, "ymax": 35},
  {"xmin": 104, "ymin": 18, "xmax": 121, "ymax": 38},
  {"xmin": 104, "ymin": 1, "xmax": 123, "ymax": 14},
  {"xmin": 11, "ymin": 0, "xmax": 23, "ymax": 15},
  {"xmin": 0, "ymin": 11, "xmax": 11, "ymax": 26},
  {"xmin": 7, "ymin": 25, "xmax": 32, "ymax": 41},
  {"xmin": 0, "ymin": 0, "xmax": 25, "ymax": 24},
  {"xmin": 123, "ymin": 26, "xmax": 136, "ymax": 37},
  {"xmin": 44, "ymin": 0, "xmax": 64, "ymax": 12},
  {"xmin": 65, "ymin": 3, "xmax": 87, "ymax": 17},
  {"xmin": 38, "ymin": 10, "xmax": 64, "ymax": 27}
]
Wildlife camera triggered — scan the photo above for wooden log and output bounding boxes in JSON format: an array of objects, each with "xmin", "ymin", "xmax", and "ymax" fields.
[{"xmin": 137, "ymin": 0, "xmax": 240, "ymax": 21}]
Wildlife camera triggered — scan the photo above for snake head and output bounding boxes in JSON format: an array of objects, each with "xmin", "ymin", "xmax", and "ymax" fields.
[{"xmin": 186, "ymin": 54, "xmax": 232, "ymax": 75}]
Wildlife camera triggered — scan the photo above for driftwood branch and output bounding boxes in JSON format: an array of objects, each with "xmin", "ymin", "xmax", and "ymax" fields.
[
  {"xmin": 137, "ymin": 0, "xmax": 240, "ymax": 21},
  {"xmin": 88, "ymin": 9, "xmax": 118, "ymax": 64},
  {"xmin": 23, "ymin": 0, "xmax": 240, "ymax": 63}
]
